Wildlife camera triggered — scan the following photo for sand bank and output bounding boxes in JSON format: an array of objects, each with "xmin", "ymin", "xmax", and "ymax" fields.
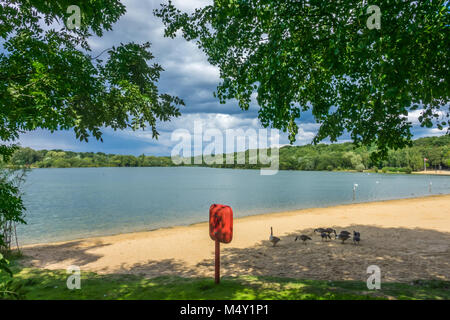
[
  {"xmin": 22, "ymin": 195, "xmax": 450, "ymax": 282},
  {"xmin": 414, "ymin": 170, "xmax": 450, "ymax": 176}
]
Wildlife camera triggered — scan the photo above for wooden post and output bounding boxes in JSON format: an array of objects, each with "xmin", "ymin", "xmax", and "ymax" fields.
[
  {"xmin": 210, "ymin": 204, "xmax": 233, "ymax": 285},
  {"xmin": 215, "ymin": 239, "xmax": 220, "ymax": 284}
]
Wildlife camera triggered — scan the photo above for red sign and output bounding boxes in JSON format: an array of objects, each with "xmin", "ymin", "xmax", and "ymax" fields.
[{"xmin": 209, "ymin": 204, "xmax": 233, "ymax": 244}]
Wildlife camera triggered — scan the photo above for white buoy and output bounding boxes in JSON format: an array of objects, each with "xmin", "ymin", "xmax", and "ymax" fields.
[{"xmin": 353, "ymin": 183, "xmax": 359, "ymax": 201}]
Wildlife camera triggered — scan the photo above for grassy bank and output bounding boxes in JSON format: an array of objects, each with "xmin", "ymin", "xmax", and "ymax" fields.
[{"xmin": 2, "ymin": 264, "xmax": 449, "ymax": 300}]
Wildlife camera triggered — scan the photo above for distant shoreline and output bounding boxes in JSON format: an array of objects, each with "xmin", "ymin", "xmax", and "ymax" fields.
[
  {"xmin": 8, "ymin": 135, "xmax": 450, "ymax": 173},
  {"xmin": 18, "ymin": 165, "xmax": 450, "ymax": 176},
  {"xmin": 413, "ymin": 170, "xmax": 450, "ymax": 176}
]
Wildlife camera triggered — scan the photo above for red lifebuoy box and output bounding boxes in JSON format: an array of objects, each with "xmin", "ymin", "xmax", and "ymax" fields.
[
  {"xmin": 209, "ymin": 204, "xmax": 233, "ymax": 284},
  {"xmin": 209, "ymin": 204, "xmax": 233, "ymax": 243}
]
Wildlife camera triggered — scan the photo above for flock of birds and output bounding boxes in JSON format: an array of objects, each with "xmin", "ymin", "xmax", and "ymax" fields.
[{"xmin": 269, "ymin": 227, "xmax": 361, "ymax": 247}]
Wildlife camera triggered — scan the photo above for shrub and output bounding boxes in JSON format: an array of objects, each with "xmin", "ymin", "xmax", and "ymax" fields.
[
  {"xmin": 0, "ymin": 254, "xmax": 25, "ymax": 300},
  {"xmin": 0, "ymin": 168, "xmax": 27, "ymax": 252}
]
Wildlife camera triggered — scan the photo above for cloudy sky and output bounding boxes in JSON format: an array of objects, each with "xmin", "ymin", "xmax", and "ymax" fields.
[{"xmin": 17, "ymin": 0, "xmax": 446, "ymax": 156}]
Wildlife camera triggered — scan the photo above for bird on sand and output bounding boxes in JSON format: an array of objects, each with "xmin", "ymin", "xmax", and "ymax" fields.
[
  {"xmin": 269, "ymin": 227, "xmax": 281, "ymax": 247},
  {"xmin": 336, "ymin": 232, "xmax": 351, "ymax": 244},
  {"xmin": 320, "ymin": 232, "xmax": 332, "ymax": 241},
  {"xmin": 295, "ymin": 235, "xmax": 312, "ymax": 245},
  {"xmin": 324, "ymin": 228, "xmax": 337, "ymax": 238},
  {"xmin": 353, "ymin": 231, "xmax": 361, "ymax": 245}
]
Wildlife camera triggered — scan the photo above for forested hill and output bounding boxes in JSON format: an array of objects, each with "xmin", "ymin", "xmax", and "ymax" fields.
[{"xmin": 6, "ymin": 135, "xmax": 450, "ymax": 173}]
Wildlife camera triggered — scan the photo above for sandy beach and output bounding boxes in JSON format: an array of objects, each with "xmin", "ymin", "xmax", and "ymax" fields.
[
  {"xmin": 22, "ymin": 195, "xmax": 450, "ymax": 283},
  {"xmin": 414, "ymin": 170, "xmax": 450, "ymax": 176}
]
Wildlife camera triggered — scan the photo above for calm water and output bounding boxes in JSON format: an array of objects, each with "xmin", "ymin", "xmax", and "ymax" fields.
[{"xmin": 18, "ymin": 167, "xmax": 450, "ymax": 244}]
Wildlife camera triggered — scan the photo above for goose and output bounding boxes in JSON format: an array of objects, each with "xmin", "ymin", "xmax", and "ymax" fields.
[
  {"xmin": 353, "ymin": 231, "xmax": 361, "ymax": 245},
  {"xmin": 295, "ymin": 235, "xmax": 312, "ymax": 245},
  {"xmin": 336, "ymin": 233, "xmax": 351, "ymax": 244},
  {"xmin": 314, "ymin": 228, "xmax": 326, "ymax": 234},
  {"xmin": 324, "ymin": 228, "xmax": 337, "ymax": 238},
  {"xmin": 339, "ymin": 230, "xmax": 351, "ymax": 236},
  {"xmin": 269, "ymin": 227, "xmax": 281, "ymax": 247},
  {"xmin": 320, "ymin": 232, "xmax": 332, "ymax": 241}
]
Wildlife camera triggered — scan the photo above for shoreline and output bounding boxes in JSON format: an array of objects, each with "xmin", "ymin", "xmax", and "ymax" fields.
[
  {"xmin": 413, "ymin": 170, "xmax": 450, "ymax": 176},
  {"xmin": 21, "ymin": 195, "xmax": 450, "ymax": 282},
  {"xmin": 17, "ymin": 165, "xmax": 450, "ymax": 176},
  {"xmin": 21, "ymin": 193, "xmax": 450, "ymax": 247}
]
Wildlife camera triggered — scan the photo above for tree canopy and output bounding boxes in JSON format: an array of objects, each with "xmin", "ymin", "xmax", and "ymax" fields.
[
  {"xmin": 0, "ymin": 0, "xmax": 184, "ymax": 159},
  {"xmin": 156, "ymin": 0, "xmax": 449, "ymax": 158}
]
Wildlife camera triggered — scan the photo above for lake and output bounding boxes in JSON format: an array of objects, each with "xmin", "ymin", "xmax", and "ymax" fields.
[{"xmin": 18, "ymin": 167, "xmax": 450, "ymax": 244}]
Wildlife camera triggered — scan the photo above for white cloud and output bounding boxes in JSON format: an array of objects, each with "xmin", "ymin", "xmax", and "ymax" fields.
[
  {"xmin": 407, "ymin": 109, "xmax": 447, "ymax": 125},
  {"xmin": 103, "ymin": 112, "xmax": 318, "ymax": 155},
  {"xmin": 166, "ymin": 0, "xmax": 211, "ymax": 12},
  {"xmin": 429, "ymin": 127, "xmax": 449, "ymax": 135}
]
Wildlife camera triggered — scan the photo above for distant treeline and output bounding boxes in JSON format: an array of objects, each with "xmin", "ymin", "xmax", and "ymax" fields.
[{"xmin": 6, "ymin": 136, "xmax": 450, "ymax": 173}]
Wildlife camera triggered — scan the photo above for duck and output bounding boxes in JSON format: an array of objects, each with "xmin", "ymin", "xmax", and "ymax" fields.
[
  {"xmin": 336, "ymin": 232, "xmax": 351, "ymax": 244},
  {"xmin": 320, "ymin": 232, "xmax": 332, "ymax": 241},
  {"xmin": 339, "ymin": 230, "xmax": 351, "ymax": 236},
  {"xmin": 314, "ymin": 228, "xmax": 326, "ymax": 234},
  {"xmin": 353, "ymin": 231, "xmax": 361, "ymax": 245},
  {"xmin": 295, "ymin": 235, "xmax": 312, "ymax": 245},
  {"xmin": 269, "ymin": 227, "xmax": 281, "ymax": 247}
]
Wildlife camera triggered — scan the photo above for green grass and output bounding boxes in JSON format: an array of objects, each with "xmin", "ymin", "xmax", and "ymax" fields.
[{"xmin": 2, "ymin": 263, "xmax": 449, "ymax": 300}]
